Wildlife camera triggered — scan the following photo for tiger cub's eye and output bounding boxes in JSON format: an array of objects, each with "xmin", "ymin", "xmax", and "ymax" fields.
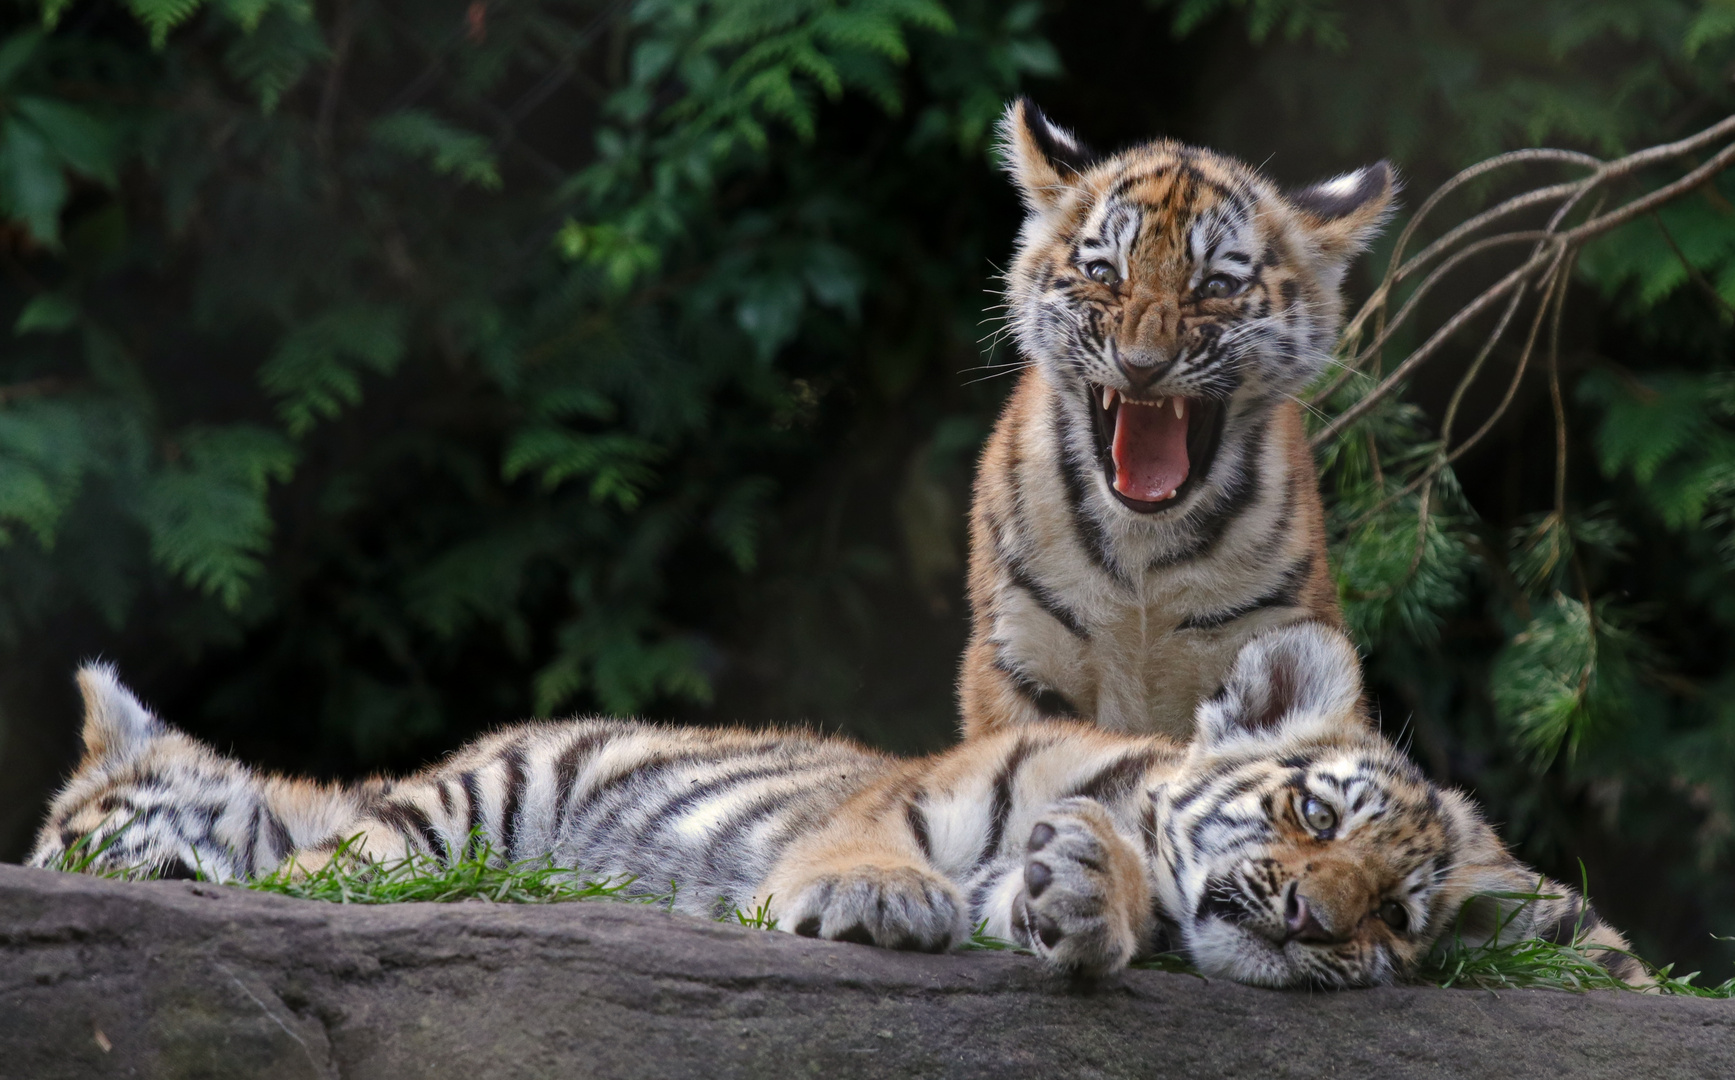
[
  {"xmin": 1086, "ymin": 261, "xmax": 1121, "ymax": 287},
  {"xmin": 1377, "ymin": 900, "xmax": 1411, "ymax": 933},
  {"xmin": 1302, "ymin": 796, "xmax": 1337, "ymax": 833},
  {"xmin": 1198, "ymin": 274, "xmax": 1240, "ymax": 299}
]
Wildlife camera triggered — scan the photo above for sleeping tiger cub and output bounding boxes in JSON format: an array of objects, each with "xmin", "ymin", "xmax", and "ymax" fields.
[
  {"xmin": 961, "ymin": 99, "xmax": 1394, "ymax": 738},
  {"xmin": 29, "ymin": 625, "xmax": 1640, "ymax": 988}
]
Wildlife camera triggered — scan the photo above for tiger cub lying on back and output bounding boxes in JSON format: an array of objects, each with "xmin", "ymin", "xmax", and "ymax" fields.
[
  {"xmin": 962, "ymin": 100, "xmax": 1393, "ymax": 738},
  {"xmin": 31, "ymin": 625, "xmax": 1639, "ymax": 988}
]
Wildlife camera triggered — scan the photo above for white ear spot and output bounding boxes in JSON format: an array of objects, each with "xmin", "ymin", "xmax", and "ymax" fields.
[
  {"xmin": 1290, "ymin": 159, "xmax": 1394, "ymax": 239},
  {"xmin": 1320, "ymin": 171, "xmax": 1362, "ymax": 196},
  {"xmin": 1039, "ymin": 116, "xmax": 1082, "ymax": 156}
]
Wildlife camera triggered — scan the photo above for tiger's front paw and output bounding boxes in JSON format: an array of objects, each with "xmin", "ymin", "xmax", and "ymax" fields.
[
  {"xmin": 1013, "ymin": 798, "xmax": 1150, "ymax": 977},
  {"xmin": 780, "ymin": 865, "xmax": 966, "ymax": 953}
]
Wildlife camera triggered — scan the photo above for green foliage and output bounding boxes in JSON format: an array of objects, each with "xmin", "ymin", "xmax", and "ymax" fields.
[
  {"xmin": 0, "ymin": 29, "xmax": 122, "ymax": 246},
  {"xmin": 6, "ymin": 0, "xmax": 1735, "ymax": 983},
  {"xmin": 1490, "ymin": 595, "xmax": 1637, "ymax": 767},
  {"xmin": 139, "ymin": 425, "xmax": 297, "ymax": 610},
  {"xmin": 371, "ymin": 111, "xmax": 502, "ymax": 190},
  {"xmin": 247, "ymin": 834, "xmax": 664, "ymax": 906},
  {"xmin": 1316, "ymin": 389, "xmax": 1477, "ymax": 646},
  {"xmin": 260, "ymin": 305, "xmax": 407, "ymax": 437},
  {"xmin": 1163, "ymin": 0, "xmax": 1348, "ymax": 49},
  {"xmin": 0, "ymin": 0, "xmax": 1031, "ymax": 772}
]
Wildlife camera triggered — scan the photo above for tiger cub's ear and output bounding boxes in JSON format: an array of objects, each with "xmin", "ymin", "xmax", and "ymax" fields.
[
  {"xmin": 1193, "ymin": 623, "xmax": 1365, "ymax": 754},
  {"xmin": 997, "ymin": 98, "xmax": 1099, "ymax": 213},
  {"xmin": 1285, "ymin": 161, "xmax": 1398, "ymax": 263},
  {"xmin": 75, "ymin": 663, "xmax": 165, "ymax": 765}
]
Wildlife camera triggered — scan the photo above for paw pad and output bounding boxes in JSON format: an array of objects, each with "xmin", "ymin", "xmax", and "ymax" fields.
[{"xmin": 1014, "ymin": 801, "xmax": 1149, "ymax": 977}]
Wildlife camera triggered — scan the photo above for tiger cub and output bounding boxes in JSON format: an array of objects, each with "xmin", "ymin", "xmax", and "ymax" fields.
[
  {"xmin": 960, "ymin": 99, "xmax": 1394, "ymax": 738},
  {"xmin": 31, "ymin": 625, "xmax": 1640, "ymax": 988}
]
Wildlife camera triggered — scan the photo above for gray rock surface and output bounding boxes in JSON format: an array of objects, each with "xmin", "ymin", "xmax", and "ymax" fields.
[{"xmin": 0, "ymin": 863, "xmax": 1727, "ymax": 1079}]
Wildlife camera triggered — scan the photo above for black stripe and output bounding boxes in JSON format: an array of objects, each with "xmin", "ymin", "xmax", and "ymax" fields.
[
  {"xmin": 1149, "ymin": 413, "xmax": 1270, "ymax": 571},
  {"xmin": 976, "ymin": 740, "xmax": 1034, "ymax": 870},
  {"xmin": 1109, "ymin": 163, "xmax": 1174, "ymax": 201},
  {"xmin": 630, "ymin": 761, "xmax": 802, "ymax": 847},
  {"xmin": 245, "ymin": 803, "xmax": 263, "ymax": 875},
  {"xmin": 906, "ymin": 798, "xmax": 933, "ymax": 862},
  {"xmin": 969, "ymin": 864, "xmax": 1017, "ymax": 924},
  {"xmin": 1016, "ymin": 97, "xmax": 1098, "ymax": 175},
  {"xmin": 572, "ymin": 745, "xmax": 740, "ymax": 842},
  {"xmin": 583, "ymin": 741, "xmax": 788, "ymax": 844},
  {"xmin": 1539, "ymin": 900, "xmax": 1603, "ymax": 945},
  {"xmin": 499, "ymin": 742, "xmax": 528, "ymax": 860},
  {"xmin": 266, "ymin": 811, "xmax": 293, "ymax": 863},
  {"xmin": 1054, "ymin": 393, "xmax": 1120, "ymax": 581},
  {"xmin": 187, "ymin": 803, "xmax": 223, "ymax": 853},
  {"xmin": 1168, "ymin": 759, "xmax": 1246, "ymax": 816},
  {"xmin": 1005, "ymin": 556, "xmax": 1089, "ymax": 639},
  {"xmin": 459, "ymin": 771, "xmax": 482, "ymax": 856},
  {"xmin": 551, "ymin": 731, "xmax": 608, "ymax": 834},
  {"xmin": 374, "ymin": 799, "xmax": 446, "ymax": 859},
  {"xmin": 1243, "ymin": 465, "xmax": 1300, "ymax": 563},
  {"xmin": 1140, "ymin": 800, "xmax": 1160, "ymax": 859},
  {"xmin": 699, "ymin": 787, "xmax": 807, "ymax": 882},
  {"xmin": 1186, "ymin": 810, "xmax": 1273, "ymax": 855},
  {"xmin": 994, "ymin": 653, "xmax": 1079, "ymax": 719},
  {"xmin": 1066, "ymin": 750, "xmax": 1159, "ymax": 804},
  {"xmin": 1177, "ymin": 552, "xmax": 1315, "ymax": 632},
  {"xmin": 1187, "ymin": 787, "xmax": 1270, "ymax": 852},
  {"xmin": 1196, "ymin": 876, "xmax": 1250, "ymax": 923}
]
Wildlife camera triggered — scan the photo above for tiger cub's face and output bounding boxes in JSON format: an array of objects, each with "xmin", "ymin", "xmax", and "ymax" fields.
[
  {"xmin": 1154, "ymin": 624, "xmax": 1604, "ymax": 988},
  {"xmin": 1166, "ymin": 737, "xmax": 1454, "ymax": 988},
  {"xmin": 998, "ymin": 100, "xmax": 1393, "ymax": 513}
]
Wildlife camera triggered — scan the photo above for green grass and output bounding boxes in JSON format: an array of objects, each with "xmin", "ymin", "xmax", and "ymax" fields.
[
  {"xmin": 46, "ymin": 828, "xmax": 1735, "ymax": 994},
  {"xmin": 246, "ymin": 836, "xmax": 661, "ymax": 907},
  {"xmin": 1415, "ymin": 884, "xmax": 1735, "ymax": 997},
  {"xmin": 48, "ymin": 815, "xmax": 151, "ymax": 879},
  {"xmin": 1418, "ymin": 933, "xmax": 1735, "ymax": 996},
  {"xmin": 243, "ymin": 834, "xmax": 789, "ymax": 926}
]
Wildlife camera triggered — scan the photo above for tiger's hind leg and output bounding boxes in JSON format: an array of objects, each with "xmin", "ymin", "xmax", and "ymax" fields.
[
  {"xmin": 758, "ymin": 777, "xmax": 970, "ymax": 953},
  {"xmin": 777, "ymin": 863, "xmax": 965, "ymax": 953},
  {"xmin": 975, "ymin": 797, "xmax": 1151, "ymax": 977}
]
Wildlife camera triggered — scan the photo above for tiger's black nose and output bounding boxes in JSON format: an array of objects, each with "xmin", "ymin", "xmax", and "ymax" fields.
[
  {"xmin": 1283, "ymin": 888, "xmax": 1333, "ymax": 944},
  {"xmin": 1116, "ymin": 347, "xmax": 1173, "ymax": 391}
]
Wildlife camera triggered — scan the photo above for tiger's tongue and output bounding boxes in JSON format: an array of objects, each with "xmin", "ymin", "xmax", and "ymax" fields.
[{"xmin": 1112, "ymin": 399, "xmax": 1190, "ymax": 501}]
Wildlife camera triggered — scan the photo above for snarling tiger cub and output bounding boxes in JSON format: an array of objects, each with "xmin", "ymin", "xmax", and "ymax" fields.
[
  {"xmin": 961, "ymin": 100, "xmax": 1394, "ymax": 738},
  {"xmin": 31, "ymin": 624, "xmax": 1639, "ymax": 988}
]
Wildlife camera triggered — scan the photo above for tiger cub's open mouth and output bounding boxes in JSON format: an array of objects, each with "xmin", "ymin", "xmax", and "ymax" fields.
[{"xmin": 1087, "ymin": 384, "xmax": 1227, "ymax": 514}]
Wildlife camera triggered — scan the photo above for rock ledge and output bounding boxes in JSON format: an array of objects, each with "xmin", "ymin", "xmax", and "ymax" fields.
[{"xmin": 0, "ymin": 864, "xmax": 1728, "ymax": 1078}]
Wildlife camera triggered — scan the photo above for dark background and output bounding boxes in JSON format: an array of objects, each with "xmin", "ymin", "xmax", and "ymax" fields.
[{"xmin": 3, "ymin": 0, "xmax": 1734, "ymax": 977}]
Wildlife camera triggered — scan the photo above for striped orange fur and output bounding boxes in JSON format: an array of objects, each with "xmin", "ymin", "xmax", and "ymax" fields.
[
  {"xmin": 31, "ymin": 625, "xmax": 1641, "ymax": 987},
  {"xmin": 960, "ymin": 100, "xmax": 1392, "ymax": 738}
]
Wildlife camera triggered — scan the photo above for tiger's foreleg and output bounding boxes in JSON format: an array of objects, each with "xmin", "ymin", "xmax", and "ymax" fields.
[
  {"xmin": 758, "ymin": 771, "xmax": 970, "ymax": 953},
  {"xmin": 968, "ymin": 796, "xmax": 1152, "ymax": 977},
  {"xmin": 278, "ymin": 782, "xmax": 446, "ymax": 879}
]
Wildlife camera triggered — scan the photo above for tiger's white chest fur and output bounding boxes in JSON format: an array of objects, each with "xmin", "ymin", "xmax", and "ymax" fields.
[{"xmin": 967, "ymin": 378, "xmax": 1333, "ymax": 738}]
